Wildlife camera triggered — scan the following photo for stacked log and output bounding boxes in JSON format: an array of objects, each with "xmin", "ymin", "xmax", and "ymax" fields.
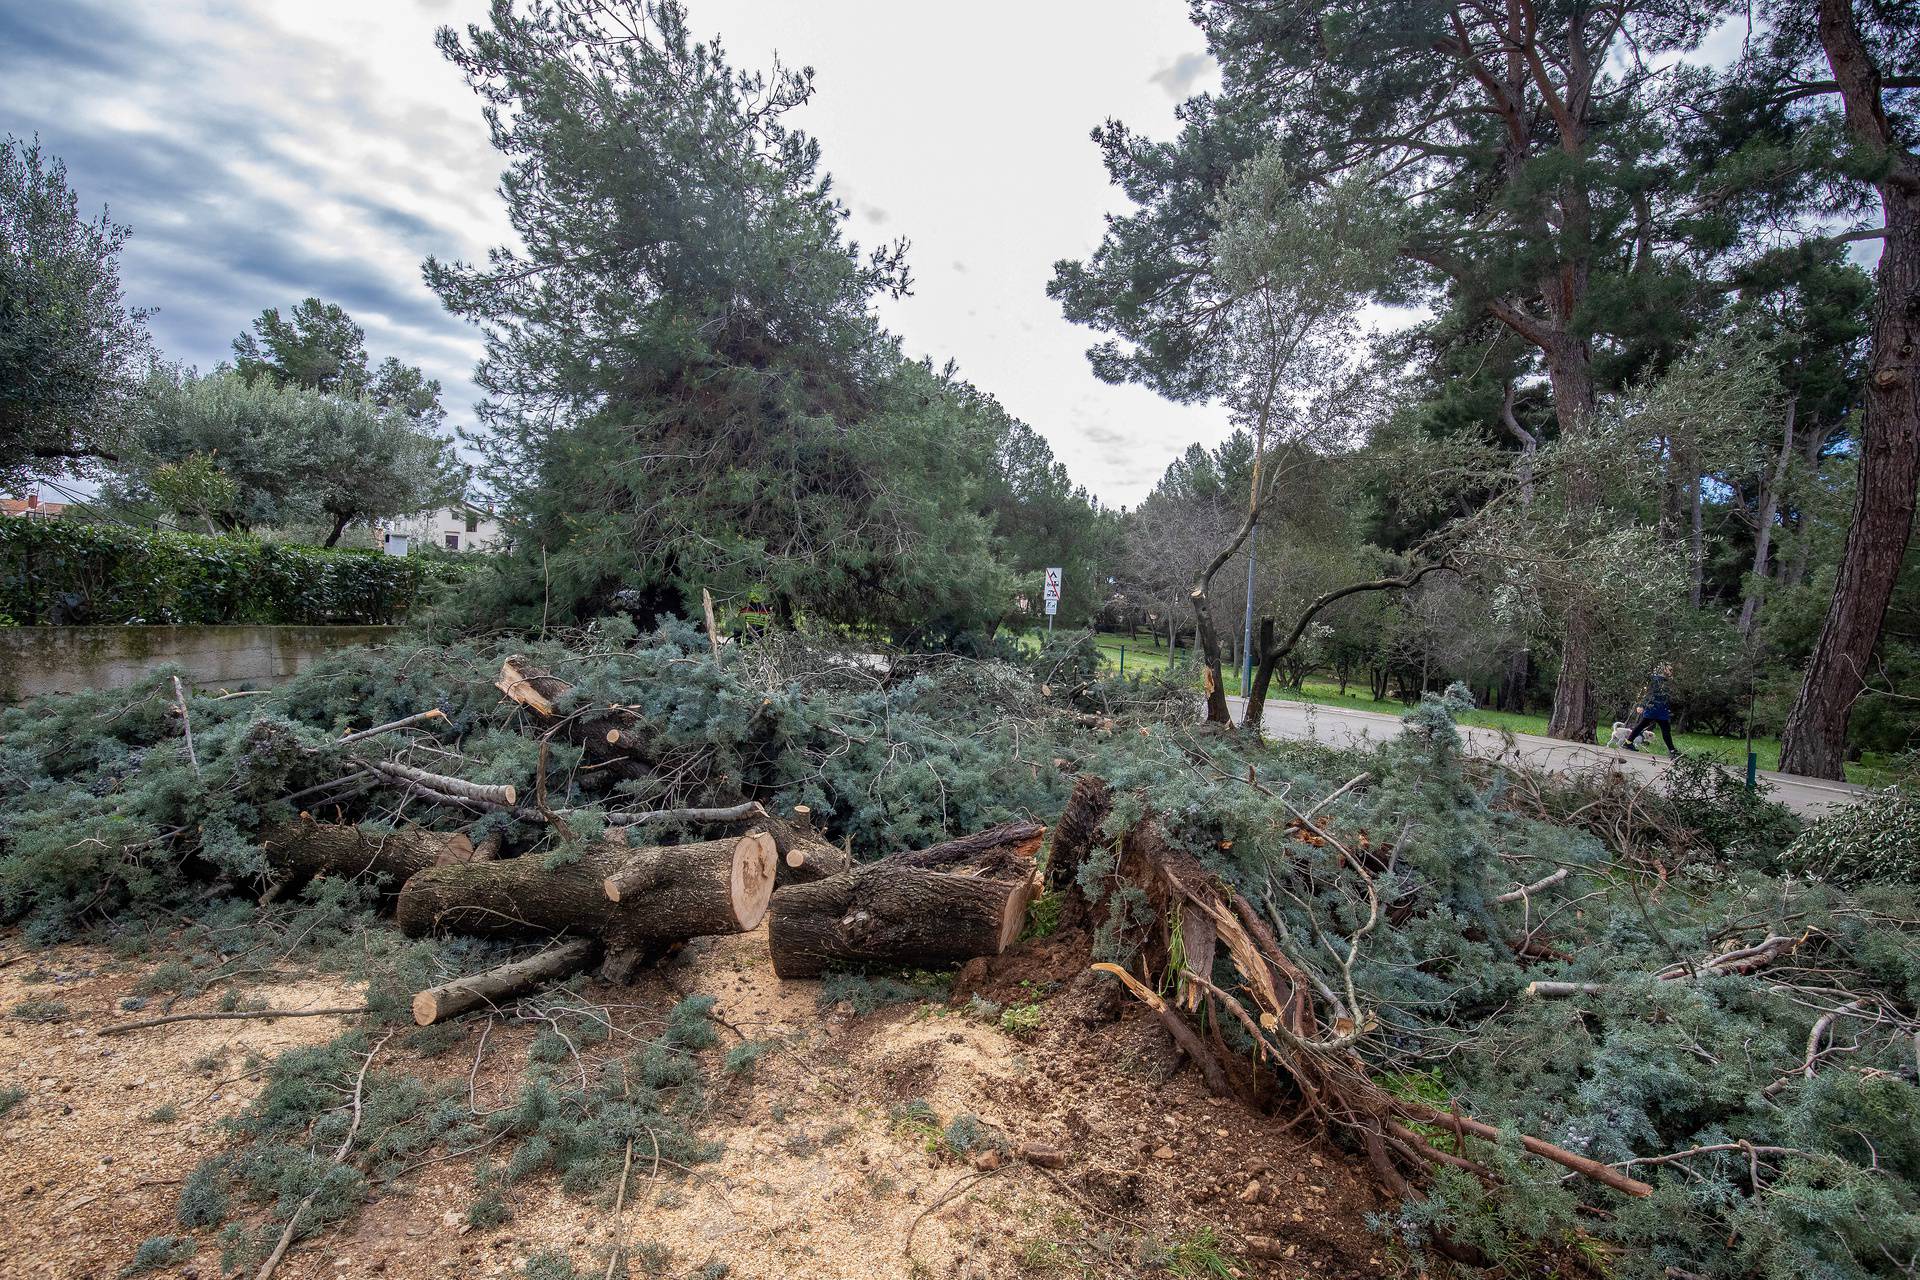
[
  {"xmin": 768, "ymin": 820, "xmax": 1043, "ymax": 978},
  {"xmin": 397, "ymin": 831, "xmax": 778, "ymax": 949}
]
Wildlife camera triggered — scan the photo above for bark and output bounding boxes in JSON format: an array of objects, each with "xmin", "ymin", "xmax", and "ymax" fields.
[
  {"xmin": 1046, "ymin": 775, "xmax": 1114, "ymax": 896},
  {"xmin": 322, "ymin": 510, "xmax": 351, "ymax": 549},
  {"xmin": 1780, "ymin": 0, "xmax": 1920, "ymax": 779},
  {"xmin": 396, "ymin": 833, "xmax": 776, "ymax": 948},
  {"xmin": 411, "ymin": 939, "xmax": 598, "ymax": 1025},
  {"xmin": 260, "ymin": 820, "xmax": 492, "ymax": 891},
  {"xmin": 767, "ymin": 863, "xmax": 1035, "ymax": 979},
  {"xmin": 1739, "ymin": 403, "xmax": 1798, "ymax": 638},
  {"xmin": 1242, "ymin": 565, "xmax": 1452, "ymax": 729}
]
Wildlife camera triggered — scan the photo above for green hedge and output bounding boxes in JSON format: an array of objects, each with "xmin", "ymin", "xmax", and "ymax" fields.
[{"xmin": 0, "ymin": 519, "xmax": 468, "ymax": 625}]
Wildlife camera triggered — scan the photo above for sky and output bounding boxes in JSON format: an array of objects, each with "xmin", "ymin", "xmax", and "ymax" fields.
[{"xmin": 2, "ymin": 0, "xmax": 1230, "ymax": 508}]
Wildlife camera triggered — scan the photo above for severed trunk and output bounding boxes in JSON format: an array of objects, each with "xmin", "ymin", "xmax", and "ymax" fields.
[
  {"xmin": 768, "ymin": 866, "xmax": 1033, "ymax": 979},
  {"xmin": 767, "ymin": 822, "xmax": 1041, "ymax": 978},
  {"xmin": 396, "ymin": 832, "xmax": 776, "ymax": 949},
  {"xmin": 1780, "ymin": 0, "xmax": 1920, "ymax": 780}
]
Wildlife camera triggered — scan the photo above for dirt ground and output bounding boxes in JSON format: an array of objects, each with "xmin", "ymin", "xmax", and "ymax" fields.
[{"xmin": 0, "ymin": 924, "xmax": 1390, "ymax": 1280}]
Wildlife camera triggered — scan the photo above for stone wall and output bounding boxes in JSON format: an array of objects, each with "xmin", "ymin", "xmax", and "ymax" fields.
[{"xmin": 0, "ymin": 625, "xmax": 401, "ymax": 701}]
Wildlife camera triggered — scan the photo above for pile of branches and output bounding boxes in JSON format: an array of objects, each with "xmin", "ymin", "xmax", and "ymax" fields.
[
  {"xmin": 0, "ymin": 618, "xmax": 1109, "ymax": 941},
  {"xmin": 1053, "ymin": 689, "xmax": 1920, "ymax": 1277}
]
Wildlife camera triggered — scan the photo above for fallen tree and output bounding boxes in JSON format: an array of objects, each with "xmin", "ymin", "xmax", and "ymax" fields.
[
  {"xmin": 768, "ymin": 820, "xmax": 1043, "ymax": 978},
  {"xmin": 1054, "ymin": 774, "xmax": 1656, "ymax": 1211}
]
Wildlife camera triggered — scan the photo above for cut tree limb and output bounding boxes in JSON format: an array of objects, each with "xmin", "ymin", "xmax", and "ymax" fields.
[
  {"xmin": 397, "ymin": 833, "xmax": 777, "ymax": 949},
  {"xmin": 365, "ymin": 759, "xmax": 517, "ymax": 808},
  {"xmin": 261, "ymin": 820, "xmax": 494, "ymax": 890},
  {"xmin": 412, "ymin": 939, "xmax": 599, "ymax": 1025}
]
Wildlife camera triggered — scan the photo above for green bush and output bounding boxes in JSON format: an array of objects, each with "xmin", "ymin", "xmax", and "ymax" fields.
[
  {"xmin": 0, "ymin": 517, "xmax": 469, "ymax": 625},
  {"xmin": 1785, "ymin": 787, "xmax": 1920, "ymax": 886}
]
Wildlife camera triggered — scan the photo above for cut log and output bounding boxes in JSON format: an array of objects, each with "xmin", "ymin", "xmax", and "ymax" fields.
[
  {"xmin": 496, "ymin": 655, "xmax": 651, "ymax": 779},
  {"xmin": 762, "ymin": 811, "xmax": 852, "ymax": 887},
  {"xmin": 365, "ymin": 759, "xmax": 517, "ymax": 808},
  {"xmin": 889, "ymin": 819, "xmax": 1045, "ymax": 872},
  {"xmin": 396, "ymin": 832, "xmax": 777, "ymax": 949},
  {"xmin": 768, "ymin": 862, "xmax": 1035, "ymax": 979},
  {"xmin": 261, "ymin": 820, "xmax": 492, "ymax": 891},
  {"xmin": 411, "ymin": 939, "xmax": 598, "ymax": 1026}
]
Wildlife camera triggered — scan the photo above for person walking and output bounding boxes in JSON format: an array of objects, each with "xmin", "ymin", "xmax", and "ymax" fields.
[{"xmin": 1624, "ymin": 663, "xmax": 1678, "ymax": 756}]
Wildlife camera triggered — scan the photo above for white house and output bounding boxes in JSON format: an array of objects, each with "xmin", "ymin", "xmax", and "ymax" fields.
[{"xmin": 376, "ymin": 499, "xmax": 504, "ymax": 553}]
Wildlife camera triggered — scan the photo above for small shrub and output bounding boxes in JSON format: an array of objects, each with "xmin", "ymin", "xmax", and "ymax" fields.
[
  {"xmin": 722, "ymin": 1038, "xmax": 775, "ymax": 1076},
  {"xmin": 941, "ymin": 1113, "xmax": 987, "ymax": 1156},
  {"xmin": 134, "ymin": 960, "xmax": 197, "ymax": 996},
  {"xmin": 1021, "ymin": 891, "xmax": 1064, "ymax": 941},
  {"xmin": 467, "ymin": 1192, "xmax": 511, "ymax": 1229},
  {"xmin": 145, "ymin": 1103, "xmax": 180, "ymax": 1124},
  {"xmin": 9, "ymin": 998, "xmax": 68, "ymax": 1023},
  {"xmin": 120, "ymin": 1235, "xmax": 195, "ymax": 1276},
  {"xmin": 818, "ymin": 969, "xmax": 952, "ymax": 1014},
  {"xmin": 630, "ymin": 1241, "xmax": 674, "ymax": 1276},
  {"xmin": 998, "ymin": 1002, "xmax": 1044, "ymax": 1039},
  {"xmin": 1155, "ymin": 1227, "xmax": 1239, "ymax": 1278},
  {"xmin": 523, "ymin": 1251, "xmax": 588, "ymax": 1280},
  {"xmin": 963, "ymin": 994, "xmax": 1003, "ymax": 1022},
  {"xmin": 0, "ymin": 1085, "xmax": 26, "ymax": 1117}
]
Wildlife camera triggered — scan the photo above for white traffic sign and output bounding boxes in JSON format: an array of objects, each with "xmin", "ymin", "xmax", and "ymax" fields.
[
  {"xmin": 1043, "ymin": 567, "xmax": 1062, "ymax": 602},
  {"xmin": 1044, "ymin": 597, "xmax": 1058, "ymax": 616}
]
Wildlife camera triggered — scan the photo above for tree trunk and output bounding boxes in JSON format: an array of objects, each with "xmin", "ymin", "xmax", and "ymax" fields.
[
  {"xmin": 411, "ymin": 939, "xmax": 598, "ymax": 1025},
  {"xmin": 322, "ymin": 510, "xmax": 351, "ymax": 549},
  {"xmin": 1498, "ymin": 648, "xmax": 1530, "ymax": 712},
  {"xmin": 1544, "ymin": 337, "xmax": 1601, "ymax": 744},
  {"xmin": 1780, "ymin": 0, "xmax": 1920, "ymax": 779},
  {"xmin": 768, "ymin": 866, "xmax": 1033, "ymax": 978},
  {"xmin": 1739, "ymin": 402, "xmax": 1796, "ymax": 638},
  {"xmin": 1687, "ymin": 473, "xmax": 1706, "ymax": 609},
  {"xmin": 396, "ymin": 833, "xmax": 777, "ymax": 947},
  {"xmin": 261, "ymin": 820, "xmax": 492, "ymax": 891}
]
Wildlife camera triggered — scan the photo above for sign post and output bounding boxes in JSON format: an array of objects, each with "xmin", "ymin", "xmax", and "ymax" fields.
[{"xmin": 1042, "ymin": 567, "xmax": 1062, "ymax": 634}]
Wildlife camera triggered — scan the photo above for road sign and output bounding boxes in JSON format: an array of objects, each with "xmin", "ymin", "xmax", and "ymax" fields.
[
  {"xmin": 1044, "ymin": 597, "xmax": 1058, "ymax": 616},
  {"xmin": 1043, "ymin": 567, "xmax": 1062, "ymax": 602}
]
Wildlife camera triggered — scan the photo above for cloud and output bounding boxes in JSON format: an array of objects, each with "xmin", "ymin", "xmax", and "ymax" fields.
[
  {"xmin": 1148, "ymin": 50, "xmax": 1215, "ymax": 98},
  {"xmin": 951, "ymin": 259, "xmax": 968, "ymax": 274},
  {"xmin": 0, "ymin": 0, "xmax": 495, "ymax": 436},
  {"xmin": 1080, "ymin": 423, "xmax": 1131, "ymax": 447},
  {"xmin": 860, "ymin": 203, "xmax": 890, "ymax": 225}
]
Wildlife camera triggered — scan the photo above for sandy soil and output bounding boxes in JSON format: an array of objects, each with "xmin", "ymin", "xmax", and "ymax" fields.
[{"xmin": 0, "ymin": 926, "xmax": 1389, "ymax": 1280}]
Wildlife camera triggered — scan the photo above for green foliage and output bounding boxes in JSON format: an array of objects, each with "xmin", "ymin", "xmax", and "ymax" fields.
[
  {"xmin": 1785, "ymin": 788, "xmax": 1920, "ymax": 886},
  {"xmin": 0, "ymin": 1085, "xmax": 26, "ymax": 1117},
  {"xmin": 818, "ymin": 969, "xmax": 953, "ymax": 1014},
  {"xmin": 1, "ymin": 136, "xmax": 153, "ymax": 490},
  {"xmin": 1659, "ymin": 752, "xmax": 1801, "ymax": 864},
  {"xmin": 424, "ymin": 2, "xmax": 1111, "ymax": 635},
  {"xmin": 1153, "ymin": 1227, "xmax": 1240, "ymax": 1279},
  {"xmin": 119, "ymin": 1236, "xmax": 194, "ymax": 1276},
  {"xmin": 117, "ymin": 368, "xmax": 458, "ymax": 543},
  {"xmin": 9, "ymin": 998, "xmax": 67, "ymax": 1022},
  {"xmin": 0, "ymin": 516, "xmax": 465, "ymax": 625},
  {"xmin": 997, "ymin": 1002, "xmax": 1044, "ymax": 1039},
  {"xmin": 522, "ymin": 1253, "xmax": 589, "ymax": 1280},
  {"xmin": 721, "ymin": 1039, "xmax": 775, "ymax": 1077}
]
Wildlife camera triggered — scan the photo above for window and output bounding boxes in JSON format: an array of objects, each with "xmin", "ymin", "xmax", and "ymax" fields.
[
  {"xmin": 465, "ymin": 513, "xmax": 479, "ymax": 533},
  {"xmin": 445, "ymin": 532, "xmax": 460, "ymax": 550}
]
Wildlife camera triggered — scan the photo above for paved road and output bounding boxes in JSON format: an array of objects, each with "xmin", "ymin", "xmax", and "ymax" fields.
[{"xmin": 1226, "ymin": 695, "xmax": 1864, "ymax": 818}]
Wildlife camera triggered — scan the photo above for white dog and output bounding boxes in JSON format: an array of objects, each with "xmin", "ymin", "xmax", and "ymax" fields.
[{"xmin": 1605, "ymin": 721, "xmax": 1630, "ymax": 748}]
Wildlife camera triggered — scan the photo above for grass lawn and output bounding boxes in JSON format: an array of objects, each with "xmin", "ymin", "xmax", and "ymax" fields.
[{"xmin": 1024, "ymin": 628, "xmax": 1886, "ymax": 785}]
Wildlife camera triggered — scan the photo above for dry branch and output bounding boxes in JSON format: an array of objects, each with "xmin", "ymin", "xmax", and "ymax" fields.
[
  {"xmin": 98, "ymin": 1005, "xmax": 369, "ymax": 1036},
  {"xmin": 412, "ymin": 939, "xmax": 598, "ymax": 1025}
]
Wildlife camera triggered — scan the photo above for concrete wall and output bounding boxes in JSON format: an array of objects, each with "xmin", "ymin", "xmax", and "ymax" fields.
[{"xmin": 0, "ymin": 625, "xmax": 402, "ymax": 701}]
